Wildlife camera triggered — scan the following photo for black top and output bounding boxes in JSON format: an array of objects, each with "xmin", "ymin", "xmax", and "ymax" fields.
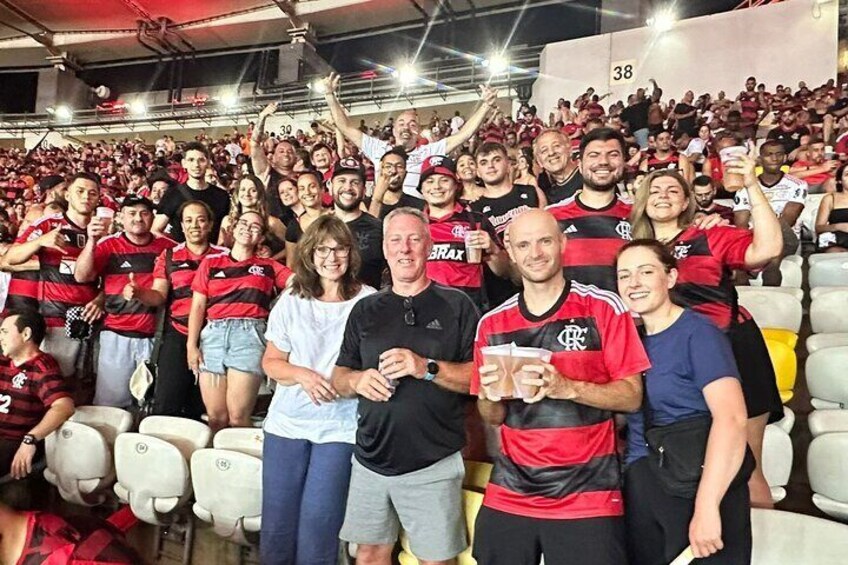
[
  {"xmin": 157, "ymin": 183, "xmax": 230, "ymax": 243},
  {"xmin": 766, "ymin": 125, "xmax": 811, "ymax": 154},
  {"xmin": 538, "ymin": 169, "xmax": 584, "ymax": 205},
  {"xmin": 346, "ymin": 212, "xmax": 387, "ymax": 290},
  {"xmin": 673, "ymin": 103, "xmax": 697, "ymax": 136},
  {"xmin": 336, "ymin": 284, "xmax": 480, "ymax": 475},
  {"xmin": 374, "ymin": 193, "xmax": 426, "ymax": 220},
  {"xmin": 620, "ymin": 100, "xmax": 651, "ymax": 132}
]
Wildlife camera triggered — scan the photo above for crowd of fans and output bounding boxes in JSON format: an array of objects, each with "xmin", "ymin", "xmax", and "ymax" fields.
[{"xmin": 0, "ymin": 73, "xmax": 842, "ymax": 564}]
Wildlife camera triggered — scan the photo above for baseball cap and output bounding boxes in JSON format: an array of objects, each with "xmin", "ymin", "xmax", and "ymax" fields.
[
  {"xmin": 417, "ymin": 155, "xmax": 457, "ymax": 192},
  {"xmin": 121, "ymin": 196, "xmax": 155, "ymax": 212},
  {"xmin": 331, "ymin": 157, "xmax": 365, "ymax": 182}
]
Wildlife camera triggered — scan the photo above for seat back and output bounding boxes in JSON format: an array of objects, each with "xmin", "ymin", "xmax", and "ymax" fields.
[
  {"xmin": 736, "ymin": 286, "xmax": 803, "ymax": 302},
  {"xmin": 45, "ymin": 421, "xmax": 112, "ymax": 505},
  {"xmin": 762, "ymin": 425, "xmax": 792, "ymax": 490},
  {"xmin": 760, "ymin": 328, "xmax": 798, "ymax": 350},
  {"xmin": 806, "ymin": 332, "xmax": 848, "ymax": 354},
  {"xmin": 810, "ymin": 285, "xmax": 848, "ymax": 300},
  {"xmin": 810, "ymin": 258, "xmax": 848, "ymax": 288},
  {"xmin": 808, "ymin": 434, "xmax": 848, "ymax": 505},
  {"xmin": 809, "ymin": 251, "xmax": 848, "ymax": 267},
  {"xmin": 779, "ymin": 257, "xmax": 802, "ymax": 288},
  {"xmin": 764, "ymin": 339, "xmax": 797, "ymax": 404},
  {"xmin": 191, "ymin": 449, "xmax": 263, "ymax": 545},
  {"xmin": 463, "ymin": 460, "xmax": 493, "ymax": 492},
  {"xmin": 138, "ymin": 416, "xmax": 211, "ymax": 460},
  {"xmin": 801, "ymin": 194, "xmax": 825, "ymax": 240},
  {"xmin": 751, "ymin": 508, "xmax": 848, "ymax": 563},
  {"xmin": 738, "ymin": 291, "xmax": 802, "ymax": 333},
  {"xmin": 212, "ymin": 428, "xmax": 264, "ymax": 458},
  {"xmin": 810, "ymin": 291, "xmax": 848, "ymax": 334},
  {"xmin": 806, "ymin": 347, "xmax": 848, "ymax": 407},
  {"xmin": 114, "ymin": 432, "xmax": 190, "ymax": 525},
  {"xmin": 71, "ymin": 406, "xmax": 133, "ymax": 445}
]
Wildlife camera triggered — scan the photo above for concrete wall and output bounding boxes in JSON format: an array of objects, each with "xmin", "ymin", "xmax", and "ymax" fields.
[{"xmin": 531, "ymin": 1, "xmax": 838, "ymax": 117}]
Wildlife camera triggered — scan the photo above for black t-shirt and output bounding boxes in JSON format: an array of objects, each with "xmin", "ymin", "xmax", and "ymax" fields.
[
  {"xmin": 336, "ymin": 284, "xmax": 480, "ymax": 475},
  {"xmin": 537, "ymin": 169, "xmax": 584, "ymax": 205},
  {"xmin": 158, "ymin": 183, "xmax": 230, "ymax": 243},
  {"xmin": 766, "ymin": 125, "xmax": 811, "ymax": 154},
  {"xmin": 620, "ymin": 100, "xmax": 650, "ymax": 132},
  {"xmin": 346, "ymin": 213, "xmax": 386, "ymax": 290},
  {"xmin": 374, "ymin": 193, "xmax": 426, "ymax": 220},
  {"xmin": 673, "ymin": 103, "xmax": 697, "ymax": 136}
]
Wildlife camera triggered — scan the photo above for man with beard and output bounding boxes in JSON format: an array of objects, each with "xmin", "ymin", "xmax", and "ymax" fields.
[
  {"xmin": 75, "ymin": 197, "xmax": 175, "ymax": 408},
  {"xmin": 251, "ymin": 102, "xmax": 298, "ymax": 216},
  {"xmin": 153, "ymin": 142, "xmax": 230, "ymax": 243},
  {"xmin": 533, "ymin": 130, "xmax": 583, "ymax": 205},
  {"xmin": 368, "ymin": 148, "xmax": 425, "ymax": 220},
  {"xmin": 322, "ymin": 72, "xmax": 498, "ymax": 197},
  {"xmin": 19, "ymin": 175, "xmax": 66, "ymax": 232},
  {"xmin": 330, "ymin": 158, "xmax": 386, "ymax": 289},
  {"xmin": 639, "ymin": 129, "xmax": 694, "ymax": 183},
  {"xmin": 4, "ymin": 173, "xmax": 104, "ymax": 379},
  {"xmin": 471, "ymin": 209, "xmax": 648, "ymax": 565},
  {"xmin": 693, "ymin": 176, "xmax": 734, "ymax": 222},
  {"xmin": 767, "ymin": 109, "xmax": 810, "ymax": 154},
  {"xmin": 737, "ymin": 76, "xmax": 763, "ymax": 139}
]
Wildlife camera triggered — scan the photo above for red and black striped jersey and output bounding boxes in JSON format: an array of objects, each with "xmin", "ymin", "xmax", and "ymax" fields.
[
  {"xmin": 192, "ymin": 252, "xmax": 292, "ymax": 321},
  {"xmin": 669, "ymin": 225, "xmax": 753, "ymax": 330},
  {"xmin": 426, "ymin": 203, "xmax": 499, "ymax": 309},
  {"xmin": 643, "ymin": 149, "xmax": 681, "ymax": 172},
  {"xmin": 4, "ymin": 269, "xmax": 40, "ymax": 315},
  {"xmin": 17, "ymin": 511, "xmax": 141, "ymax": 564},
  {"xmin": 471, "ymin": 281, "xmax": 650, "ymax": 520},
  {"xmin": 153, "ymin": 243, "xmax": 228, "ymax": 335},
  {"xmin": 91, "ymin": 233, "xmax": 176, "ymax": 337},
  {"xmin": 17, "ymin": 214, "xmax": 98, "ymax": 328},
  {"xmin": 738, "ymin": 91, "xmax": 761, "ymax": 126},
  {"xmin": 546, "ymin": 195, "xmax": 633, "ymax": 292},
  {"xmin": 0, "ymin": 352, "xmax": 69, "ymax": 442}
]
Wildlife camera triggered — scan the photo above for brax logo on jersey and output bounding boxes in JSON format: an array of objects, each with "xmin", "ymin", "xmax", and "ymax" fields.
[
  {"xmin": 489, "ymin": 317, "xmax": 601, "ymax": 353},
  {"xmin": 248, "ymin": 265, "xmax": 267, "ymax": 277},
  {"xmin": 429, "ymin": 243, "xmax": 466, "ymax": 262},
  {"xmin": 11, "ymin": 372, "xmax": 26, "ymax": 389}
]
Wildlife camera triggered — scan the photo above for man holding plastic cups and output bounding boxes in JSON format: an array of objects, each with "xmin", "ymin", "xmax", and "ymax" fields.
[{"xmin": 471, "ymin": 209, "xmax": 650, "ymax": 565}]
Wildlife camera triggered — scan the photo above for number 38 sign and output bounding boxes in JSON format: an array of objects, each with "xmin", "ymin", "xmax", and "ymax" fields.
[{"xmin": 610, "ymin": 59, "xmax": 637, "ymax": 85}]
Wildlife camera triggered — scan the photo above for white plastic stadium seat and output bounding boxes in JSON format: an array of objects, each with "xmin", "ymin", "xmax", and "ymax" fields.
[
  {"xmin": 806, "ymin": 333, "xmax": 848, "ymax": 354},
  {"xmin": 213, "ymin": 428, "xmax": 264, "ymax": 458},
  {"xmin": 806, "ymin": 347, "xmax": 848, "ymax": 410},
  {"xmin": 751, "ymin": 508, "xmax": 848, "ymax": 563},
  {"xmin": 113, "ymin": 417, "xmax": 211, "ymax": 525},
  {"xmin": 775, "ymin": 406, "xmax": 795, "ymax": 434},
  {"xmin": 810, "ymin": 291, "xmax": 848, "ymax": 334},
  {"xmin": 808, "ymin": 410, "xmax": 848, "ymax": 438},
  {"xmin": 800, "ymin": 194, "xmax": 825, "ymax": 241},
  {"xmin": 191, "ymin": 449, "xmax": 262, "ymax": 545},
  {"xmin": 810, "ymin": 285, "xmax": 848, "ymax": 300},
  {"xmin": 779, "ymin": 256, "xmax": 803, "ymax": 288},
  {"xmin": 807, "ymin": 433, "xmax": 848, "ymax": 522},
  {"xmin": 737, "ymin": 290, "xmax": 802, "ymax": 333},
  {"xmin": 762, "ymin": 425, "xmax": 792, "ymax": 504},
  {"xmin": 809, "ymin": 251, "xmax": 848, "ymax": 266},
  {"xmin": 735, "ymin": 285, "xmax": 803, "ymax": 302},
  {"xmin": 809, "ymin": 258, "xmax": 848, "ymax": 288}
]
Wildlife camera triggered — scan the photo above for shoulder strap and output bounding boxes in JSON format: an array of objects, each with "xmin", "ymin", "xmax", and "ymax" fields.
[{"xmin": 150, "ymin": 247, "xmax": 173, "ymax": 364}]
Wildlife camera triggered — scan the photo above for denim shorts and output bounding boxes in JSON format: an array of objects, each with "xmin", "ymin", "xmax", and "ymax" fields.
[{"xmin": 199, "ymin": 318, "xmax": 267, "ymax": 377}]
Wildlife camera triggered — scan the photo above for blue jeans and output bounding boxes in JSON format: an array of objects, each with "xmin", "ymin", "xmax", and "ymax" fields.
[
  {"xmin": 260, "ymin": 433, "xmax": 354, "ymax": 565},
  {"xmin": 633, "ymin": 128, "xmax": 650, "ymax": 149}
]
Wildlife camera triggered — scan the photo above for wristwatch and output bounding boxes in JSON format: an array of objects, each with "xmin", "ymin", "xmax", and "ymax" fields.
[
  {"xmin": 22, "ymin": 434, "xmax": 38, "ymax": 446},
  {"xmin": 423, "ymin": 359, "xmax": 439, "ymax": 382}
]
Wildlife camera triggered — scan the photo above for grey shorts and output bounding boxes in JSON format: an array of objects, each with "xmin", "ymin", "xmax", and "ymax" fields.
[
  {"xmin": 199, "ymin": 318, "xmax": 266, "ymax": 376},
  {"xmin": 339, "ymin": 451, "xmax": 467, "ymax": 562}
]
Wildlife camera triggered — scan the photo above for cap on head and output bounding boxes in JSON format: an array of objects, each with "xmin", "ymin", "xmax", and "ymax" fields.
[
  {"xmin": 417, "ymin": 155, "xmax": 457, "ymax": 192},
  {"xmin": 121, "ymin": 196, "xmax": 155, "ymax": 212},
  {"xmin": 331, "ymin": 157, "xmax": 365, "ymax": 182}
]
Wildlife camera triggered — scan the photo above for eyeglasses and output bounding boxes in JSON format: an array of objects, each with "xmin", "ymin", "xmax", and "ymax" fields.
[
  {"xmin": 403, "ymin": 297, "xmax": 416, "ymax": 326},
  {"xmin": 236, "ymin": 220, "xmax": 263, "ymax": 235},
  {"xmin": 314, "ymin": 245, "xmax": 351, "ymax": 259}
]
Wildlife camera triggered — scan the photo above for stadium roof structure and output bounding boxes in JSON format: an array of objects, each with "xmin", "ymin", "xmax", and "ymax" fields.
[{"xmin": 0, "ymin": 0, "xmax": 535, "ymax": 69}]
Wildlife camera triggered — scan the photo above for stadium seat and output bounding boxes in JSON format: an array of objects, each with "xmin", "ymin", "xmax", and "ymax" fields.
[
  {"xmin": 806, "ymin": 347, "xmax": 848, "ymax": 410},
  {"xmin": 779, "ymin": 256, "xmax": 803, "ymax": 288},
  {"xmin": 800, "ymin": 194, "xmax": 826, "ymax": 241},
  {"xmin": 764, "ymin": 339, "xmax": 797, "ymax": 404},
  {"xmin": 212, "ymin": 428, "xmax": 264, "ymax": 458},
  {"xmin": 113, "ymin": 417, "xmax": 211, "ymax": 525},
  {"xmin": 808, "ymin": 410, "xmax": 848, "ymax": 438},
  {"xmin": 809, "ymin": 251, "xmax": 848, "ymax": 266},
  {"xmin": 399, "ymin": 489, "xmax": 484, "ymax": 565},
  {"xmin": 806, "ymin": 332, "xmax": 848, "ymax": 354},
  {"xmin": 751, "ymin": 508, "xmax": 848, "ymax": 563},
  {"xmin": 807, "ymin": 433, "xmax": 848, "ymax": 522},
  {"xmin": 760, "ymin": 328, "xmax": 798, "ymax": 350},
  {"xmin": 738, "ymin": 290, "xmax": 802, "ymax": 333},
  {"xmin": 191, "ymin": 448, "xmax": 262, "ymax": 545},
  {"xmin": 463, "ymin": 460, "xmax": 493, "ymax": 492},
  {"xmin": 809, "ymin": 257, "xmax": 848, "ymax": 288},
  {"xmin": 810, "ymin": 285, "xmax": 848, "ymax": 300},
  {"xmin": 810, "ymin": 290, "xmax": 848, "ymax": 334},
  {"xmin": 775, "ymin": 406, "xmax": 795, "ymax": 435},
  {"xmin": 70, "ymin": 406, "xmax": 134, "ymax": 444},
  {"xmin": 762, "ymin": 424, "xmax": 792, "ymax": 504},
  {"xmin": 736, "ymin": 285, "xmax": 803, "ymax": 302}
]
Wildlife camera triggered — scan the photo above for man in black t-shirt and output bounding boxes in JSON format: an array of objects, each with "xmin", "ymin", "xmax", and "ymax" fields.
[
  {"xmin": 534, "ymin": 130, "xmax": 583, "ymax": 205},
  {"xmin": 332, "ymin": 207, "xmax": 479, "ymax": 565},
  {"xmin": 766, "ymin": 109, "xmax": 810, "ymax": 154},
  {"xmin": 367, "ymin": 147, "xmax": 425, "ymax": 220},
  {"xmin": 620, "ymin": 82, "xmax": 658, "ymax": 149},
  {"xmin": 152, "ymin": 142, "xmax": 230, "ymax": 242}
]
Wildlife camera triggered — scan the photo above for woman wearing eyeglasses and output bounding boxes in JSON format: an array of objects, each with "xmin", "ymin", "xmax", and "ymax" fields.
[
  {"xmin": 187, "ymin": 210, "xmax": 292, "ymax": 432},
  {"xmin": 218, "ymin": 175, "xmax": 287, "ymax": 261},
  {"xmin": 260, "ymin": 215, "xmax": 374, "ymax": 565}
]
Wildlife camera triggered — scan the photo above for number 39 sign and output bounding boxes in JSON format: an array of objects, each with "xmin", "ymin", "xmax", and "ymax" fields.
[{"xmin": 610, "ymin": 59, "xmax": 637, "ymax": 85}]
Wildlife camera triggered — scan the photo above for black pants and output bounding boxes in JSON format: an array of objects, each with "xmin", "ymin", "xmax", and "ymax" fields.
[
  {"xmin": 152, "ymin": 327, "xmax": 205, "ymax": 420},
  {"xmin": 625, "ymin": 458, "xmax": 751, "ymax": 565},
  {"xmin": 473, "ymin": 506, "xmax": 626, "ymax": 565}
]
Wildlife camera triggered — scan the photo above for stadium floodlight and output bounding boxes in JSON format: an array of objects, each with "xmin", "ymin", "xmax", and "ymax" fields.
[
  {"xmin": 129, "ymin": 99, "xmax": 147, "ymax": 116},
  {"xmin": 393, "ymin": 64, "xmax": 418, "ymax": 87},
  {"xmin": 308, "ymin": 79, "xmax": 327, "ymax": 94},
  {"xmin": 484, "ymin": 53, "xmax": 509, "ymax": 75},
  {"xmin": 647, "ymin": 7, "xmax": 676, "ymax": 33},
  {"xmin": 54, "ymin": 105, "xmax": 73, "ymax": 120},
  {"xmin": 220, "ymin": 90, "xmax": 239, "ymax": 108}
]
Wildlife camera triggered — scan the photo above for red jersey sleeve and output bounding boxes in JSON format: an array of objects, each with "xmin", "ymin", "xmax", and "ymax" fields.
[
  {"xmin": 707, "ymin": 226, "xmax": 753, "ymax": 271},
  {"xmin": 595, "ymin": 298, "xmax": 651, "ymax": 381},
  {"xmin": 273, "ymin": 262, "xmax": 293, "ymax": 289},
  {"xmin": 92, "ymin": 237, "xmax": 112, "ymax": 274},
  {"xmin": 191, "ymin": 257, "xmax": 211, "ymax": 296},
  {"xmin": 16, "ymin": 217, "xmax": 52, "ymax": 244},
  {"xmin": 152, "ymin": 248, "xmax": 168, "ymax": 281}
]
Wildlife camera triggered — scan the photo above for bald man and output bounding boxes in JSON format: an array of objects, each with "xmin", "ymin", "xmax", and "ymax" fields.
[{"xmin": 469, "ymin": 209, "xmax": 649, "ymax": 565}]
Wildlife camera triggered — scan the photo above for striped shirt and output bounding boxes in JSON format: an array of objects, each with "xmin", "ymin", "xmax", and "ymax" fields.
[
  {"xmin": 471, "ymin": 281, "xmax": 650, "ymax": 519},
  {"xmin": 192, "ymin": 252, "xmax": 292, "ymax": 321},
  {"xmin": 4, "ymin": 270, "xmax": 39, "ymax": 315},
  {"xmin": 152, "ymin": 243, "xmax": 228, "ymax": 335},
  {"xmin": 0, "ymin": 352, "xmax": 69, "ymax": 441},
  {"xmin": 92, "ymin": 233, "xmax": 176, "ymax": 338}
]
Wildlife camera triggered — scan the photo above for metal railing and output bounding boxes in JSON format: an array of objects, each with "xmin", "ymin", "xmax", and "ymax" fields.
[{"xmin": 0, "ymin": 45, "xmax": 542, "ymax": 134}]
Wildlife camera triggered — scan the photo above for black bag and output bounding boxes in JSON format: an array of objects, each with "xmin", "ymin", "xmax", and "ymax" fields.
[{"xmin": 137, "ymin": 248, "xmax": 174, "ymax": 415}]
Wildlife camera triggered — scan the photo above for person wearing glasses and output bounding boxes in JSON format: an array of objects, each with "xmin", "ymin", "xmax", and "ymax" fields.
[
  {"xmin": 368, "ymin": 148, "xmax": 425, "ymax": 220},
  {"xmin": 331, "ymin": 207, "xmax": 480, "ymax": 565},
  {"xmin": 259, "ymin": 215, "xmax": 375, "ymax": 565},
  {"xmin": 187, "ymin": 210, "xmax": 293, "ymax": 431}
]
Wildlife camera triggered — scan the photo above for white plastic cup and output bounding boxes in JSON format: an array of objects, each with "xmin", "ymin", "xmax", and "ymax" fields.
[
  {"xmin": 719, "ymin": 146, "xmax": 748, "ymax": 192},
  {"xmin": 96, "ymin": 206, "xmax": 115, "ymax": 230}
]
